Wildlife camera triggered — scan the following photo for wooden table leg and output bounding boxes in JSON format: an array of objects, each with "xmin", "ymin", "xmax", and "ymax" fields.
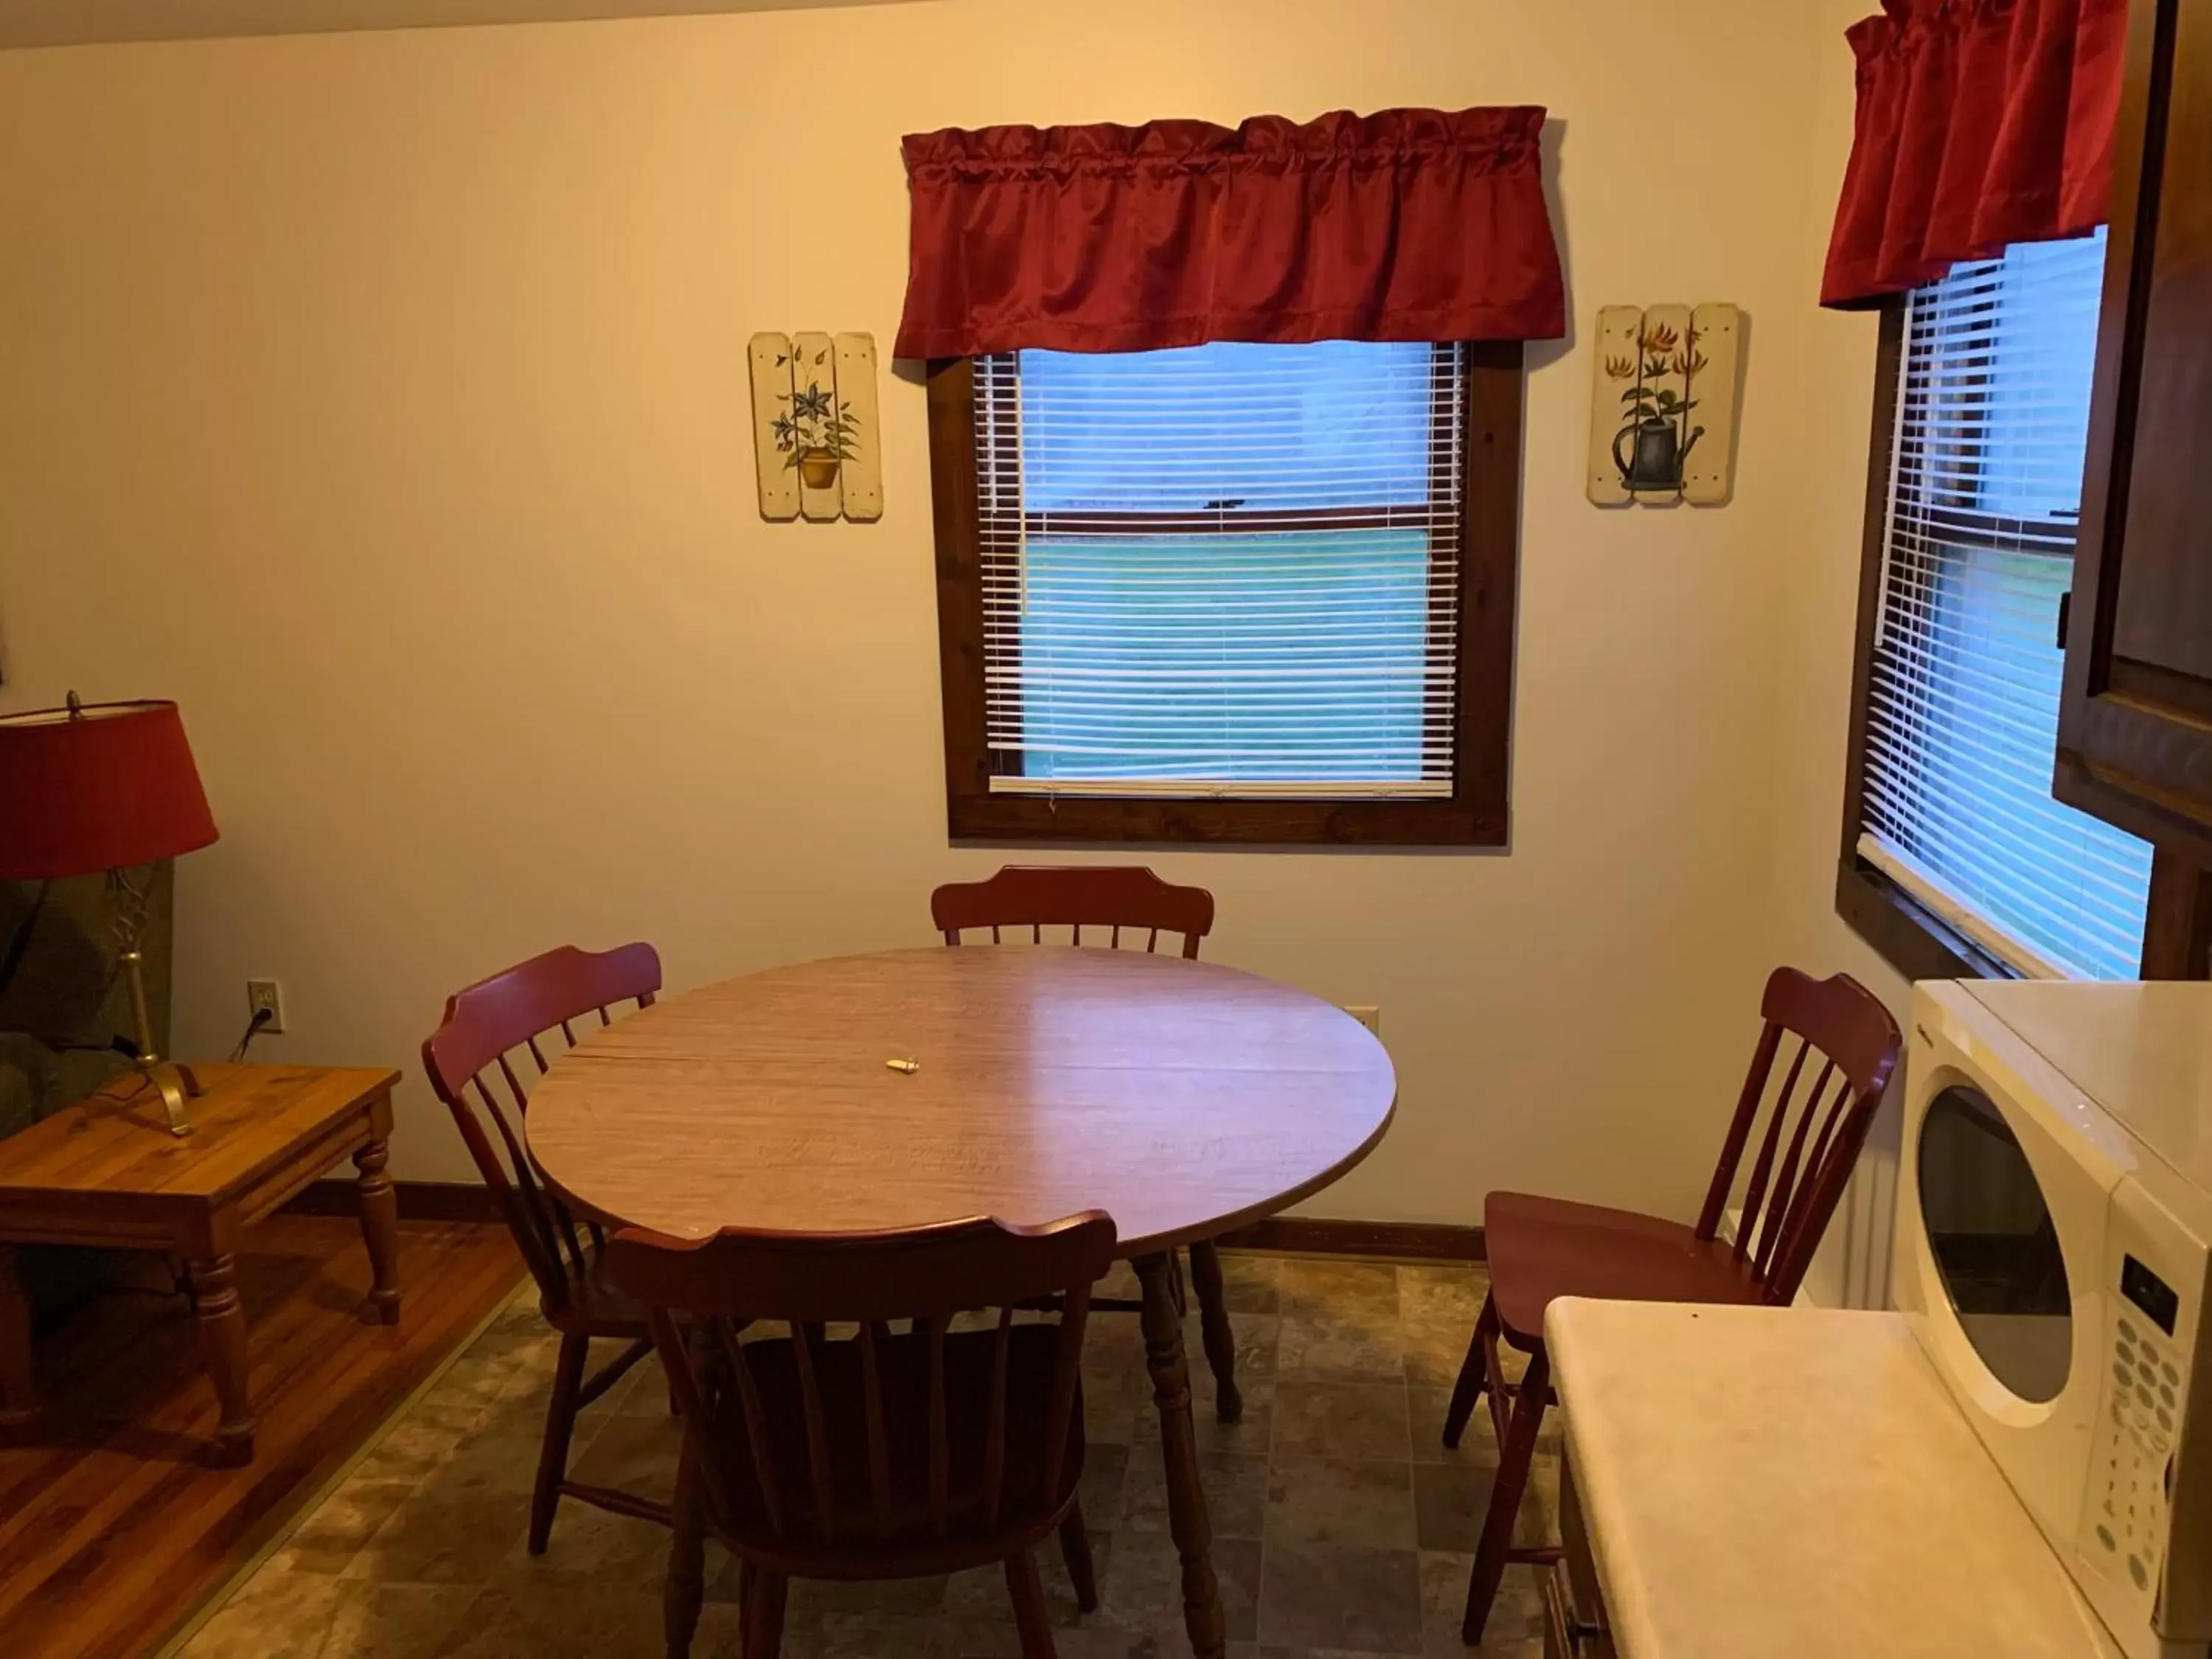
[
  {"xmin": 354, "ymin": 1136, "xmax": 402, "ymax": 1326},
  {"xmin": 0, "ymin": 1244, "xmax": 37, "ymax": 1428},
  {"xmin": 664, "ymin": 1436, "xmax": 706, "ymax": 1659},
  {"xmin": 1186, "ymin": 1239, "xmax": 1242, "ymax": 1423},
  {"xmin": 188, "ymin": 1253, "xmax": 257, "ymax": 1464},
  {"xmin": 1135, "ymin": 1251, "xmax": 1226, "ymax": 1659}
]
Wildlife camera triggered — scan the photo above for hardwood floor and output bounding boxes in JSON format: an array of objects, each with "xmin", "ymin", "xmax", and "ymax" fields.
[{"xmin": 0, "ymin": 1214, "xmax": 523, "ymax": 1659}]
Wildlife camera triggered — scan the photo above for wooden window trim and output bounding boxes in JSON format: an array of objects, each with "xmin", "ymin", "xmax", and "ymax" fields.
[
  {"xmin": 923, "ymin": 343, "xmax": 1525, "ymax": 847},
  {"xmin": 1836, "ymin": 303, "xmax": 1996, "ymax": 981},
  {"xmin": 1835, "ymin": 302, "xmax": 2212, "ymax": 982}
]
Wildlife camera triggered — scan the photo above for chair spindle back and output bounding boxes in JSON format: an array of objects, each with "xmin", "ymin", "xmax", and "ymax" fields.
[
  {"xmin": 608, "ymin": 1214, "xmax": 1116, "ymax": 1552},
  {"xmin": 931, "ymin": 866, "xmax": 1214, "ymax": 958},
  {"xmin": 421, "ymin": 942, "xmax": 662, "ymax": 1310},
  {"xmin": 1694, "ymin": 966, "xmax": 1903, "ymax": 1303}
]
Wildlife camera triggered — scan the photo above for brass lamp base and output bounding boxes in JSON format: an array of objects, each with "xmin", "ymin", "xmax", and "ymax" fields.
[
  {"xmin": 142, "ymin": 1057, "xmax": 206, "ymax": 1138},
  {"xmin": 119, "ymin": 942, "xmax": 201, "ymax": 1137}
]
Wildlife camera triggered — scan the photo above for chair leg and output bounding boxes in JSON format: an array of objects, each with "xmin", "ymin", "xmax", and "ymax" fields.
[
  {"xmin": 743, "ymin": 1570, "xmax": 787, "ymax": 1659},
  {"xmin": 1005, "ymin": 1547, "xmax": 1059, "ymax": 1659},
  {"xmin": 1461, "ymin": 1346, "xmax": 1550, "ymax": 1644},
  {"xmin": 1186, "ymin": 1240, "xmax": 1242, "ymax": 1423},
  {"xmin": 530, "ymin": 1332, "xmax": 590, "ymax": 1555},
  {"xmin": 1057, "ymin": 1500, "xmax": 1099, "ymax": 1613},
  {"xmin": 664, "ymin": 1446, "xmax": 706, "ymax": 1659},
  {"xmin": 1441, "ymin": 1290, "xmax": 1499, "ymax": 1450}
]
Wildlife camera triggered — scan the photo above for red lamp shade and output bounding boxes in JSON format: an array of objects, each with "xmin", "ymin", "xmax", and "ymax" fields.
[{"xmin": 0, "ymin": 699, "xmax": 218, "ymax": 880}]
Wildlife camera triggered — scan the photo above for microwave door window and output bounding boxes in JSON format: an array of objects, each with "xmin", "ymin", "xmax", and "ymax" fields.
[{"xmin": 1919, "ymin": 1083, "xmax": 2073, "ymax": 1404}]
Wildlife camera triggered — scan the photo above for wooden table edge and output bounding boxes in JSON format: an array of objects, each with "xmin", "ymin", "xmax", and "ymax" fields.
[
  {"xmin": 196, "ymin": 1067, "xmax": 403, "ymax": 1211},
  {"xmin": 1119, "ymin": 1090, "xmax": 1397, "ymax": 1255},
  {"xmin": 533, "ymin": 1093, "xmax": 1397, "ymax": 1258},
  {"xmin": 0, "ymin": 1065, "xmax": 401, "ymax": 1198}
]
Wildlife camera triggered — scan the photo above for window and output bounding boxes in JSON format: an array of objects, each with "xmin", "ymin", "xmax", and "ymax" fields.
[
  {"xmin": 1841, "ymin": 231, "xmax": 2155, "ymax": 981},
  {"xmin": 926, "ymin": 341, "xmax": 1523, "ymax": 844}
]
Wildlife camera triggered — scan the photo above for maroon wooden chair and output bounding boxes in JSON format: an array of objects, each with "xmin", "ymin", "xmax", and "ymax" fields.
[
  {"xmin": 420, "ymin": 942, "xmax": 671, "ymax": 1554},
  {"xmin": 931, "ymin": 864, "xmax": 1214, "ymax": 958},
  {"xmin": 929, "ymin": 865, "xmax": 1245, "ymax": 1418},
  {"xmin": 608, "ymin": 1212, "xmax": 1118, "ymax": 1659},
  {"xmin": 1443, "ymin": 966, "xmax": 1902, "ymax": 1641}
]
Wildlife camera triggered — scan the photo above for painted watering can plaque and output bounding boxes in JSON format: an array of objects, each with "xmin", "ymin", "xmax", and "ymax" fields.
[{"xmin": 1585, "ymin": 304, "xmax": 1743, "ymax": 507}]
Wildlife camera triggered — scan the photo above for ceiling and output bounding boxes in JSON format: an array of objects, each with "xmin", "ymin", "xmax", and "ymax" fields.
[{"xmin": 0, "ymin": 0, "xmax": 913, "ymax": 50}]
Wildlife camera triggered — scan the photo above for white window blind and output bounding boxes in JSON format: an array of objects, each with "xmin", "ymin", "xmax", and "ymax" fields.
[
  {"xmin": 973, "ymin": 340, "xmax": 1464, "ymax": 798},
  {"xmin": 1859, "ymin": 229, "xmax": 2154, "ymax": 981}
]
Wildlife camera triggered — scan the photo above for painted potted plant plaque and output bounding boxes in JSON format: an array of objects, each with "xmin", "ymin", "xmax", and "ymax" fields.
[
  {"xmin": 748, "ymin": 331, "xmax": 883, "ymax": 523},
  {"xmin": 1586, "ymin": 304, "xmax": 1743, "ymax": 507}
]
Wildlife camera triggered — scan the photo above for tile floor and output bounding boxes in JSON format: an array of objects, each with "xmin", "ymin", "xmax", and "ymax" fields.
[{"xmin": 181, "ymin": 1253, "xmax": 1559, "ymax": 1659}]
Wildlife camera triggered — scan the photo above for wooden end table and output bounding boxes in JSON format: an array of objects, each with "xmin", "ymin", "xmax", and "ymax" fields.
[{"xmin": 0, "ymin": 1062, "xmax": 403, "ymax": 1464}]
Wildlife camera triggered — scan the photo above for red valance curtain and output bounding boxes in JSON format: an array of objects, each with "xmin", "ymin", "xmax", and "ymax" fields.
[
  {"xmin": 893, "ymin": 106, "xmax": 1565, "ymax": 358},
  {"xmin": 1822, "ymin": 0, "xmax": 2128, "ymax": 307}
]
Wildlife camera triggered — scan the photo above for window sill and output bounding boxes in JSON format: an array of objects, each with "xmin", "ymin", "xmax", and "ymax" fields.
[
  {"xmin": 1833, "ymin": 855, "xmax": 2017, "ymax": 984},
  {"xmin": 947, "ymin": 793, "xmax": 1504, "ymax": 847}
]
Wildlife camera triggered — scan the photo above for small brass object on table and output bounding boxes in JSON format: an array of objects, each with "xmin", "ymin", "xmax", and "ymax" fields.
[
  {"xmin": 114, "ymin": 877, "xmax": 204, "ymax": 1136},
  {"xmin": 885, "ymin": 1057, "xmax": 921, "ymax": 1075}
]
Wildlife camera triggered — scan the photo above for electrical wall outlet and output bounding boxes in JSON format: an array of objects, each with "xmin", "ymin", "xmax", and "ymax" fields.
[
  {"xmin": 1344, "ymin": 1004, "xmax": 1381, "ymax": 1036},
  {"xmin": 247, "ymin": 979, "xmax": 286, "ymax": 1035}
]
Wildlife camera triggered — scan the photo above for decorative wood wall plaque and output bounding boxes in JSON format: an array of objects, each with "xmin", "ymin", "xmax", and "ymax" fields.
[
  {"xmin": 1587, "ymin": 303, "xmax": 1743, "ymax": 507},
  {"xmin": 748, "ymin": 330, "xmax": 883, "ymax": 523}
]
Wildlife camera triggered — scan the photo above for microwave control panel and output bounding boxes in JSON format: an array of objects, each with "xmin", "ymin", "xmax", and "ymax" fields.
[
  {"xmin": 2076, "ymin": 1190, "xmax": 2201, "ymax": 1651},
  {"xmin": 2082, "ymin": 1284, "xmax": 2179, "ymax": 1606}
]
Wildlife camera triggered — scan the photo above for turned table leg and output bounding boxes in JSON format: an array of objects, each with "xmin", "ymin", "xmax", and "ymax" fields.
[
  {"xmin": 0, "ymin": 1244, "xmax": 36, "ymax": 1427},
  {"xmin": 189, "ymin": 1253, "xmax": 257, "ymax": 1463},
  {"xmin": 1186, "ymin": 1239, "xmax": 1242, "ymax": 1422},
  {"xmin": 1135, "ymin": 1251, "xmax": 1226, "ymax": 1659},
  {"xmin": 354, "ymin": 1136, "xmax": 402, "ymax": 1326},
  {"xmin": 664, "ymin": 1436, "xmax": 706, "ymax": 1659}
]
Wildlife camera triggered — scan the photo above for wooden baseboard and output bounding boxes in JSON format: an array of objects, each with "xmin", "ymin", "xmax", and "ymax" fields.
[
  {"xmin": 285, "ymin": 1179, "xmax": 503, "ymax": 1223},
  {"xmin": 286, "ymin": 1180, "xmax": 1484, "ymax": 1262},
  {"xmin": 1214, "ymin": 1216, "xmax": 1484, "ymax": 1262}
]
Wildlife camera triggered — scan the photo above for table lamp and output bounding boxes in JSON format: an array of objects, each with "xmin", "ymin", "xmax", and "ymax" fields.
[{"xmin": 0, "ymin": 693, "xmax": 219, "ymax": 1135}]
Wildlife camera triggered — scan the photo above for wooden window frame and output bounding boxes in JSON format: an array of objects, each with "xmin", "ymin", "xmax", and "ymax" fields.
[
  {"xmin": 923, "ymin": 342, "xmax": 1526, "ymax": 847},
  {"xmin": 1835, "ymin": 302, "xmax": 2212, "ymax": 982}
]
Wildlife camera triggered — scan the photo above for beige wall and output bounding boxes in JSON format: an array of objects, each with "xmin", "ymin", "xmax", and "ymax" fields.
[{"xmin": 0, "ymin": 0, "xmax": 1890, "ymax": 1232}]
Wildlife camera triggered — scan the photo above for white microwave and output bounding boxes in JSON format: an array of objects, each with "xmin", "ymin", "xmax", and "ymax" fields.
[{"xmin": 1899, "ymin": 979, "xmax": 2212, "ymax": 1659}]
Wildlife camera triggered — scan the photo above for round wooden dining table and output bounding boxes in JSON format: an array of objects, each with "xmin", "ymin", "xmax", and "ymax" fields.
[{"xmin": 527, "ymin": 945, "xmax": 1395, "ymax": 1659}]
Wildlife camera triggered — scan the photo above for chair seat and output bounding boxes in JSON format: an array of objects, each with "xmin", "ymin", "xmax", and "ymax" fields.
[
  {"xmin": 543, "ymin": 1251, "xmax": 653, "ymax": 1338},
  {"xmin": 1483, "ymin": 1190, "xmax": 1763, "ymax": 1349},
  {"xmin": 704, "ymin": 1323, "xmax": 1083, "ymax": 1565}
]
